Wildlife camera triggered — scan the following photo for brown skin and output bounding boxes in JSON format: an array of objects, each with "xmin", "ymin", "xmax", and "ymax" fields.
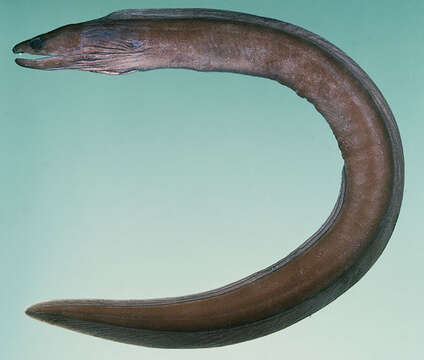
[{"xmin": 14, "ymin": 9, "xmax": 403, "ymax": 348}]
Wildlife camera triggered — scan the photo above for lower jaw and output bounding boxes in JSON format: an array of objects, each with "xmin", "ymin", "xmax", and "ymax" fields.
[{"xmin": 15, "ymin": 55, "xmax": 70, "ymax": 70}]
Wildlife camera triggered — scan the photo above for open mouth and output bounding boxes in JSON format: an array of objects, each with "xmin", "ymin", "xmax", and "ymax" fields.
[{"xmin": 12, "ymin": 42, "xmax": 69, "ymax": 70}]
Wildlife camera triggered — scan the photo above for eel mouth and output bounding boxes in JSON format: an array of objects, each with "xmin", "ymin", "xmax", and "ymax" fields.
[{"xmin": 12, "ymin": 42, "xmax": 75, "ymax": 70}]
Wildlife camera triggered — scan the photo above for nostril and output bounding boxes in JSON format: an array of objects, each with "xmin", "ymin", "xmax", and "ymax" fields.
[{"xmin": 29, "ymin": 37, "xmax": 44, "ymax": 50}]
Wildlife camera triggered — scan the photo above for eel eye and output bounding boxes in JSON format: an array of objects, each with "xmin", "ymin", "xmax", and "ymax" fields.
[{"xmin": 29, "ymin": 37, "xmax": 44, "ymax": 50}]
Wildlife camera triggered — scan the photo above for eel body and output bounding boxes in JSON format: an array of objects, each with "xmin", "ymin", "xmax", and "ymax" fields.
[{"xmin": 13, "ymin": 9, "xmax": 404, "ymax": 348}]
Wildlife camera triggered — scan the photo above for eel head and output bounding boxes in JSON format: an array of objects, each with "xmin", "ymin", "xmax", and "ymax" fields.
[{"xmin": 12, "ymin": 21, "xmax": 151, "ymax": 75}]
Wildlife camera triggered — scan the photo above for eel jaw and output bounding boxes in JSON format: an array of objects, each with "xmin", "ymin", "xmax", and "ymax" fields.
[
  {"xmin": 12, "ymin": 44, "xmax": 128, "ymax": 74},
  {"xmin": 12, "ymin": 42, "xmax": 78, "ymax": 71},
  {"xmin": 14, "ymin": 55, "xmax": 76, "ymax": 70}
]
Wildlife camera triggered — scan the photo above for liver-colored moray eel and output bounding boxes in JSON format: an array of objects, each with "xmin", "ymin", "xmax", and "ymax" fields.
[{"xmin": 13, "ymin": 9, "xmax": 404, "ymax": 348}]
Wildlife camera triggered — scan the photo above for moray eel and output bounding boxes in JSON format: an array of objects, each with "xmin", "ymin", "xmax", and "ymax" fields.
[{"xmin": 13, "ymin": 9, "xmax": 404, "ymax": 348}]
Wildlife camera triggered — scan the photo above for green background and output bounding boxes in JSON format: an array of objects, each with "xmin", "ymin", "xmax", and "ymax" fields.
[{"xmin": 1, "ymin": 1, "xmax": 422, "ymax": 359}]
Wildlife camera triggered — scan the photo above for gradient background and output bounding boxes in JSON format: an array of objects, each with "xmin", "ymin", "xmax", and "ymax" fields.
[{"xmin": 1, "ymin": 1, "xmax": 422, "ymax": 359}]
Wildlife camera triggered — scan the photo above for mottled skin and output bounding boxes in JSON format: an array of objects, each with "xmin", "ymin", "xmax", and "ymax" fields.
[{"xmin": 13, "ymin": 9, "xmax": 403, "ymax": 349}]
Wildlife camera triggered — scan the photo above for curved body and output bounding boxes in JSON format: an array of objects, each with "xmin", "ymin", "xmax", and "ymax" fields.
[{"xmin": 13, "ymin": 9, "xmax": 404, "ymax": 348}]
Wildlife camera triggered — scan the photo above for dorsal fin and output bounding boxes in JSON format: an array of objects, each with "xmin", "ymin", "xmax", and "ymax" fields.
[
  {"xmin": 104, "ymin": 9, "xmax": 151, "ymax": 20},
  {"xmin": 103, "ymin": 8, "xmax": 241, "ymax": 21}
]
